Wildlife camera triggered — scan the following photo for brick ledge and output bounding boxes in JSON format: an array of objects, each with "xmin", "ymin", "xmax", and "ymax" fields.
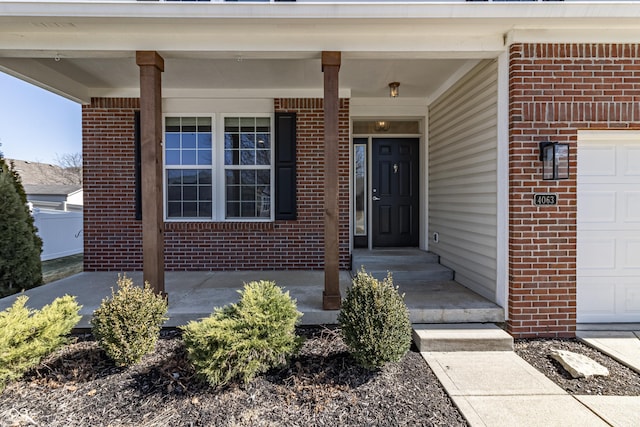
[{"xmin": 165, "ymin": 222, "xmax": 276, "ymax": 232}]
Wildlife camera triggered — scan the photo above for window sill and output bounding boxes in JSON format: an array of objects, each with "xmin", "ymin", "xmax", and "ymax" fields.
[{"xmin": 165, "ymin": 221, "xmax": 275, "ymax": 232}]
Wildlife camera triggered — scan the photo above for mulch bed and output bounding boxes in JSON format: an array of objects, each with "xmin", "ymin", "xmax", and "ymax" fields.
[
  {"xmin": 514, "ymin": 338, "xmax": 640, "ymax": 396},
  {"xmin": 0, "ymin": 327, "xmax": 468, "ymax": 427},
  {"xmin": 4, "ymin": 327, "xmax": 637, "ymax": 427}
]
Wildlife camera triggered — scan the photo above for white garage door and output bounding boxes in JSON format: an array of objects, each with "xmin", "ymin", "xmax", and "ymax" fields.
[{"xmin": 577, "ymin": 131, "xmax": 640, "ymax": 323}]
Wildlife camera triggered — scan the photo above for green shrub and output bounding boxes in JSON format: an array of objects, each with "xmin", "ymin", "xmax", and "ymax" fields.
[
  {"xmin": 91, "ymin": 274, "xmax": 168, "ymax": 367},
  {"xmin": 182, "ymin": 280, "xmax": 303, "ymax": 388},
  {"xmin": 338, "ymin": 269, "xmax": 412, "ymax": 370},
  {"xmin": 0, "ymin": 295, "xmax": 81, "ymax": 390},
  {"xmin": 0, "ymin": 158, "xmax": 43, "ymax": 296}
]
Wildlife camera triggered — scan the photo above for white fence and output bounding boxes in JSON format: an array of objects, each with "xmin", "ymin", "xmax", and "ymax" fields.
[{"xmin": 33, "ymin": 210, "xmax": 83, "ymax": 261}]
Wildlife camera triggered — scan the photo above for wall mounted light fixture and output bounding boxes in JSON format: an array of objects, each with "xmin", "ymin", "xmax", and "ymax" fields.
[
  {"xmin": 539, "ymin": 141, "xmax": 569, "ymax": 180},
  {"xmin": 389, "ymin": 82, "xmax": 400, "ymax": 98},
  {"xmin": 374, "ymin": 121, "xmax": 391, "ymax": 132}
]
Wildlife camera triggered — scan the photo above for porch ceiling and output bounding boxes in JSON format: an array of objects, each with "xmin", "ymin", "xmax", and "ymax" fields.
[{"xmin": 0, "ymin": 54, "xmax": 473, "ymax": 103}]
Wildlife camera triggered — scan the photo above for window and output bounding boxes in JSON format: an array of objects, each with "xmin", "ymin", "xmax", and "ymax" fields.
[
  {"xmin": 353, "ymin": 142, "xmax": 367, "ymax": 236},
  {"xmin": 164, "ymin": 115, "xmax": 273, "ymax": 221},
  {"xmin": 353, "ymin": 138, "xmax": 368, "ymax": 248},
  {"xmin": 165, "ymin": 117, "xmax": 213, "ymax": 219},
  {"xmin": 224, "ymin": 117, "xmax": 272, "ymax": 219}
]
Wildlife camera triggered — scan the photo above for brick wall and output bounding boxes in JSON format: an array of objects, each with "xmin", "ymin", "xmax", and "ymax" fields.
[
  {"xmin": 83, "ymin": 98, "xmax": 142, "ymax": 271},
  {"xmin": 509, "ymin": 44, "xmax": 640, "ymax": 337},
  {"xmin": 83, "ymin": 97, "xmax": 350, "ymax": 271},
  {"xmin": 164, "ymin": 98, "xmax": 350, "ymax": 270}
]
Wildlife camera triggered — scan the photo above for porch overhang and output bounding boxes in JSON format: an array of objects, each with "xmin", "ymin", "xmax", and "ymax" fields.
[{"xmin": 3, "ymin": 1, "xmax": 640, "ymax": 103}]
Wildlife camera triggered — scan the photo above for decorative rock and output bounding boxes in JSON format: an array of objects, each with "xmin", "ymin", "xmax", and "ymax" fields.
[{"xmin": 549, "ymin": 349, "xmax": 609, "ymax": 379}]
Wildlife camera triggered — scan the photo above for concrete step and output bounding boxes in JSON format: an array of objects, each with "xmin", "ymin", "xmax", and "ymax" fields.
[
  {"xmin": 352, "ymin": 249, "xmax": 453, "ymax": 283},
  {"xmin": 412, "ymin": 323, "xmax": 513, "ymax": 352},
  {"xmin": 364, "ymin": 265, "xmax": 454, "ymax": 283},
  {"xmin": 352, "ymin": 249, "xmax": 440, "ymax": 266}
]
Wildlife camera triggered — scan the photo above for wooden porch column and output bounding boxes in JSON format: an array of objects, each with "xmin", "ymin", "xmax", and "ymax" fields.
[
  {"xmin": 136, "ymin": 51, "xmax": 165, "ymax": 295},
  {"xmin": 322, "ymin": 51, "xmax": 342, "ymax": 310}
]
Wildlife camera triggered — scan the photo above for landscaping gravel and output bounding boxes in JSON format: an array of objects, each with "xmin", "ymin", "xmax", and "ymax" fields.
[{"xmin": 514, "ymin": 338, "xmax": 640, "ymax": 396}]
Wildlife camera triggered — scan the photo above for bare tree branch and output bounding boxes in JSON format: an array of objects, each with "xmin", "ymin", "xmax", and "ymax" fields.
[
  {"xmin": 54, "ymin": 153, "xmax": 82, "ymax": 185},
  {"xmin": 32, "ymin": 153, "xmax": 83, "ymax": 185}
]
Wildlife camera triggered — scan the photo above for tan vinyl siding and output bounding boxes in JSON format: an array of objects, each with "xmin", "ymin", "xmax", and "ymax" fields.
[{"xmin": 428, "ymin": 59, "xmax": 498, "ymax": 301}]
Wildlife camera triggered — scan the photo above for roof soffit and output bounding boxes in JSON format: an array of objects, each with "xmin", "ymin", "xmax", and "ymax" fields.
[{"xmin": 3, "ymin": 2, "xmax": 640, "ymax": 55}]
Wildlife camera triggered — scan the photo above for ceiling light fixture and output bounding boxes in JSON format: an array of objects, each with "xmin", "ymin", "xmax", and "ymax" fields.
[
  {"xmin": 389, "ymin": 82, "xmax": 400, "ymax": 98},
  {"xmin": 374, "ymin": 121, "xmax": 391, "ymax": 132}
]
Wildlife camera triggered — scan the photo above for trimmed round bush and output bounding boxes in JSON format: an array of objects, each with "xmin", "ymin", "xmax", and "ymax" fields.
[
  {"xmin": 182, "ymin": 280, "xmax": 303, "ymax": 388},
  {"xmin": 338, "ymin": 269, "xmax": 412, "ymax": 370},
  {"xmin": 91, "ymin": 274, "xmax": 168, "ymax": 367}
]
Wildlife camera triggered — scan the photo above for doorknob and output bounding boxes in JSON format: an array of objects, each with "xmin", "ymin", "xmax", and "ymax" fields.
[{"xmin": 372, "ymin": 196, "xmax": 381, "ymax": 201}]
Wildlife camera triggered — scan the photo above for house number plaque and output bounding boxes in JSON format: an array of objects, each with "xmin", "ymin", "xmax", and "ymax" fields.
[{"xmin": 533, "ymin": 193, "xmax": 558, "ymax": 206}]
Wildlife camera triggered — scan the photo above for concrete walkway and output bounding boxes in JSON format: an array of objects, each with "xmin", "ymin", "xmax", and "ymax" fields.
[
  {"xmin": 422, "ymin": 330, "xmax": 640, "ymax": 427},
  {"xmin": 577, "ymin": 330, "xmax": 640, "ymax": 375},
  {"xmin": 423, "ymin": 351, "xmax": 611, "ymax": 426}
]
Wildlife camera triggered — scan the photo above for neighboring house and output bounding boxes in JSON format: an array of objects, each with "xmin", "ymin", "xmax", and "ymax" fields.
[
  {"xmin": 8, "ymin": 159, "xmax": 66, "ymax": 185},
  {"xmin": 9, "ymin": 159, "xmax": 83, "ymax": 210},
  {"xmin": 9, "ymin": 159, "xmax": 81, "ymax": 186},
  {"xmin": 1, "ymin": 0, "xmax": 639, "ymax": 337},
  {"xmin": 9, "ymin": 160, "xmax": 83, "ymax": 259},
  {"xmin": 24, "ymin": 184, "xmax": 83, "ymax": 212}
]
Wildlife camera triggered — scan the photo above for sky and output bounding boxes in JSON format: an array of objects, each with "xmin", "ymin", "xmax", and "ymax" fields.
[{"xmin": 0, "ymin": 71, "xmax": 81, "ymax": 165}]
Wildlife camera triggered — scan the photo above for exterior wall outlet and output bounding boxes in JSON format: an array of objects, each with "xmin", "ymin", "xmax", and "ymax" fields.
[{"xmin": 433, "ymin": 232, "xmax": 439, "ymax": 243}]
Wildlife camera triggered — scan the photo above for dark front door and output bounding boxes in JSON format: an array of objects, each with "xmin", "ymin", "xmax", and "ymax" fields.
[{"xmin": 372, "ymin": 138, "xmax": 419, "ymax": 247}]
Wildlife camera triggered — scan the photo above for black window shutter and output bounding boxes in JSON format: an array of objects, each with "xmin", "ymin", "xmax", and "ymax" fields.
[
  {"xmin": 134, "ymin": 111, "xmax": 142, "ymax": 221},
  {"xmin": 275, "ymin": 112, "xmax": 297, "ymax": 220}
]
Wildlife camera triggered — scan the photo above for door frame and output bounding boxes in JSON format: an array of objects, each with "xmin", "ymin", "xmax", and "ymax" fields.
[{"xmin": 350, "ymin": 124, "xmax": 426, "ymax": 251}]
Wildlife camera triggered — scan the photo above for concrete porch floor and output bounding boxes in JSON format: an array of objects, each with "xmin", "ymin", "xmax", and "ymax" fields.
[{"xmin": 0, "ymin": 270, "xmax": 504, "ymax": 328}]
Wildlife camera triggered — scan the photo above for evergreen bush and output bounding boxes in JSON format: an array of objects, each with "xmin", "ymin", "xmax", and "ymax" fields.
[
  {"xmin": 338, "ymin": 269, "xmax": 412, "ymax": 370},
  {"xmin": 182, "ymin": 280, "xmax": 303, "ymax": 387},
  {"xmin": 91, "ymin": 275, "xmax": 168, "ymax": 367},
  {"xmin": 0, "ymin": 295, "xmax": 81, "ymax": 390},
  {"xmin": 0, "ymin": 157, "xmax": 43, "ymax": 295}
]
